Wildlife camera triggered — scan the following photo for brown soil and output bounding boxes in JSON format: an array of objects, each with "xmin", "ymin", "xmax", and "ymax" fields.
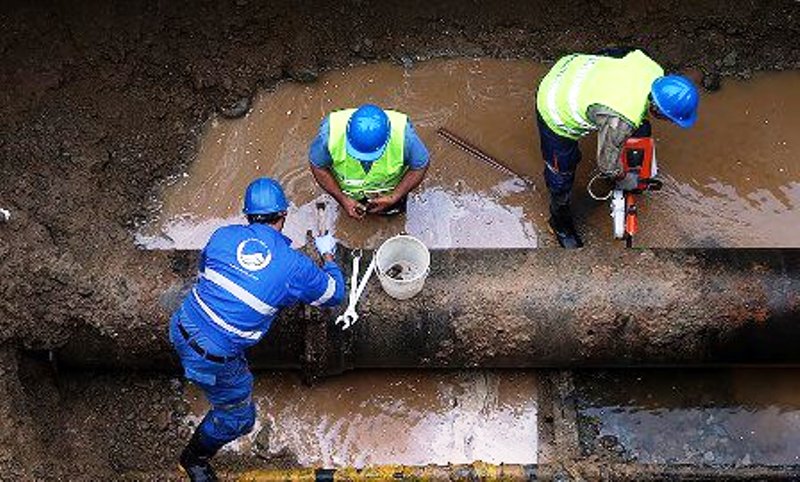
[{"xmin": 1, "ymin": 0, "xmax": 799, "ymax": 479}]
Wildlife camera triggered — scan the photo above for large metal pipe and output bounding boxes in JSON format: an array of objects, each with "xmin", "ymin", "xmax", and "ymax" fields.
[{"xmin": 53, "ymin": 248, "xmax": 800, "ymax": 371}]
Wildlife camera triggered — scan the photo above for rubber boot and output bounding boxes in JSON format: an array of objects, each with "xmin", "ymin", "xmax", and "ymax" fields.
[
  {"xmin": 548, "ymin": 204, "xmax": 584, "ymax": 249},
  {"xmin": 179, "ymin": 430, "xmax": 219, "ymax": 482}
]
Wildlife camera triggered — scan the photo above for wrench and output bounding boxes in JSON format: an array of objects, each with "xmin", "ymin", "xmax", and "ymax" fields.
[
  {"xmin": 336, "ymin": 251, "xmax": 376, "ymax": 330},
  {"xmin": 336, "ymin": 250, "xmax": 361, "ymax": 329}
]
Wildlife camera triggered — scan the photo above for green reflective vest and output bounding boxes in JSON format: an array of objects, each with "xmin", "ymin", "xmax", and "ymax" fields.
[
  {"xmin": 536, "ymin": 50, "xmax": 664, "ymax": 140},
  {"xmin": 328, "ymin": 109, "xmax": 408, "ymax": 199}
]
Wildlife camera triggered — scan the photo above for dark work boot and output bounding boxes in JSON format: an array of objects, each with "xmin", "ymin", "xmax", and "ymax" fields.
[
  {"xmin": 179, "ymin": 431, "xmax": 219, "ymax": 482},
  {"xmin": 548, "ymin": 204, "xmax": 584, "ymax": 249}
]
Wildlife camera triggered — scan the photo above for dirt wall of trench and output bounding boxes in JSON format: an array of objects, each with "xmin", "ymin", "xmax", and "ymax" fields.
[{"xmin": 1, "ymin": 0, "xmax": 799, "ymax": 478}]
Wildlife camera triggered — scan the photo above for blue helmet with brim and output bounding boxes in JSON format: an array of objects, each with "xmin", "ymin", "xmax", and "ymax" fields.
[
  {"xmin": 345, "ymin": 104, "xmax": 391, "ymax": 162},
  {"xmin": 243, "ymin": 177, "xmax": 289, "ymax": 215},
  {"xmin": 651, "ymin": 75, "xmax": 699, "ymax": 129}
]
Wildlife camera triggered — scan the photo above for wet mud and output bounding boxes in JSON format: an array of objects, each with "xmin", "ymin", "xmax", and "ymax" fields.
[
  {"xmin": 141, "ymin": 61, "xmax": 800, "ymax": 250},
  {"xmin": 139, "ymin": 60, "xmax": 545, "ymax": 250}
]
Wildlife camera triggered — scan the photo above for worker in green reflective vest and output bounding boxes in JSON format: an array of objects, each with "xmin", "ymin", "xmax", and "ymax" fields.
[
  {"xmin": 309, "ymin": 104, "xmax": 430, "ymax": 218},
  {"xmin": 535, "ymin": 48, "xmax": 699, "ymax": 248}
]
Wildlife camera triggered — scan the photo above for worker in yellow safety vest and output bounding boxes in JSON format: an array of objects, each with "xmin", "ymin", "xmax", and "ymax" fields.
[
  {"xmin": 535, "ymin": 48, "xmax": 699, "ymax": 248},
  {"xmin": 309, "ymin": 104, "xmax": 430, "ymax": 218}
]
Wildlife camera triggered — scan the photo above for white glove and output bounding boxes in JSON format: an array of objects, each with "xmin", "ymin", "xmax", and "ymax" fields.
[{"xmin": 314, "ymin": 233, "xmax": 337, "ymax": 256}]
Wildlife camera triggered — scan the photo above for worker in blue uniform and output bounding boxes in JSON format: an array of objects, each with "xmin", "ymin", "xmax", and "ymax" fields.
[{"xmin": 170, "ymin": 177, "xmax": 344, "ymax": 481}]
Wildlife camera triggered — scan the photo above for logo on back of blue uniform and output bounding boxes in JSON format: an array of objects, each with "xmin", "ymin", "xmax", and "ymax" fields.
[{"xmin": 236, "ymin": 238, "xmax": 272, "ymax": 271}]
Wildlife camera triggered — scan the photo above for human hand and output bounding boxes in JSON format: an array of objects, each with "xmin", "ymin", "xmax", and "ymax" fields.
[
  {"xmin": 366, "ymin": 194, "xmax": 397, "ymax": 214},
  {"xmin": 314, "ymin": 233, "xmax": 337, "ymax": 257},
  {"xmin": 616, "ymin": 172, "xmax": 639, "ymax": 191},
  {"xmin": 342, "ymin": 197, "xmax": 367, "ymax": 219}
]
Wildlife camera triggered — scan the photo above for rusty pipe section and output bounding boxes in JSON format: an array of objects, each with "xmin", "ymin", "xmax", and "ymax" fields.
[{"xmin": 54, "ymin": 248, "xmax": 800, "ymax": 370}]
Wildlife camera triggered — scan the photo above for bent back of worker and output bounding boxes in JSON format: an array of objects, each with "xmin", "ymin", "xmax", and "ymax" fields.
[
  {"xmin": 537, "ymin": 50, "xmax": 664, "ymax": 139},
  {"xmin": 180, "ymin": 222, "xmax": 324, "ymax": 356}
]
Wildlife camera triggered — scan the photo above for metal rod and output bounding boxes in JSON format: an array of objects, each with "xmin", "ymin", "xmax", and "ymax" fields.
[{"xmin": 437, "ymin": 127, "xmax": 535, "ymax": 187}]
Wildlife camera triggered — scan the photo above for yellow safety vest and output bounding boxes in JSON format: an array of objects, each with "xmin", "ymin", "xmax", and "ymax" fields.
[
  {"xmin": 328, "ymin": 109, "xmax": 408, "ymax": 199},
  {"xmin": 536, "ymin": 50, "xmax": 664, "ymax": 139}
]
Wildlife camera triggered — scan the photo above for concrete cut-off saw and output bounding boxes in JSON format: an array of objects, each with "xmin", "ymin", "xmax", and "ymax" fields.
[{"xmin": 590, "ymin": 136, "xmax": 663, "ymax": 248}]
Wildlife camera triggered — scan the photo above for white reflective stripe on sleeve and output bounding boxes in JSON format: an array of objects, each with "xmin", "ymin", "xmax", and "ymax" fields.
[
  {"xmin": 567, "ymin": 57, "xmax": 600, "ymax": 130},
  {"xmin": 546, "ymin": 57, "xmax": 584, "ymax": 138},
  {"xmin": 203, "ymin": 268, "xmax": 277, "ymax": 316},
  {"xmin": 310, "ymin": 275, "xmax": 337, "ymax": 307},
  {"xmin": 192, "ymin": 288, "xmax": 263, "ymax": 341}
]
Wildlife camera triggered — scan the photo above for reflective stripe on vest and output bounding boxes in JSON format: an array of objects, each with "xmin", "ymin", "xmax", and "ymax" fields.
[
  {"xmin": 328, "ymin": 109, "xmax": 408, "ymax": 199},
  {"xmin": 537, "ymin": 51, "xmax": 664, "ymax": 140},
  {"xmin": 192, "ymin": 288, "xmax": 264, "ymax": 341}
]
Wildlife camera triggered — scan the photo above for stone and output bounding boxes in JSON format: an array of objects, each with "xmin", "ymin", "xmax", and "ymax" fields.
[
  {"xmin": 722, "ymin": 51, "xmax": 738, "ymax": 68},
  {"xmin": 220, "ymin": 97, "xmax": 251, "ymax": 119},
  {"xmin": 701, "ymin": 71, "xmax": 721, "ymax": 92},
  {"xmin": 287, "ymin": 66, "xmax": 319, "ymax": 83}
]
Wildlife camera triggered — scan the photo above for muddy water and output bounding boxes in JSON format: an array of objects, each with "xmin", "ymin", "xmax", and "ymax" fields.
[
  {"xmin": 138, "ymin": 59, "xmax": 799, "ymax": 249},
  {"xmin": 576, "ymin": 369, "xmax": 800, "ymax": 465},
  {"xmin": 185, "ymin": 370, "xmax": 538, "ymax": 466}
]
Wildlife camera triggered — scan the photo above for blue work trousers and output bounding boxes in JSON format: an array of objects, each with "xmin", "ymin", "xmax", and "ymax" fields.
[
  {"xmin": 169, "ymin": 311, "xmax": 256, "ymax": 452},
  {"xmin": 536, "ymin": 111, "xmax": 582, "ymax": 205}
]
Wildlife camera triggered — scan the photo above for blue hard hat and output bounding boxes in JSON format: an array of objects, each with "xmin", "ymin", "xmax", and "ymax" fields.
[
  {"xmin": 243, "ymin": 177, "xmax": 289, "ymax": 215},
  {"xmin": 346, "ymin": 104, "xmax": 391, "ymax": 162},
  {"xmin": 651, "ymin": 75, "xmax": 699, "ymax": 128}
]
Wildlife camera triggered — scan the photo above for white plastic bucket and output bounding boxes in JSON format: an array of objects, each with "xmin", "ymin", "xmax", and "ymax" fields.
[{"xmin": 375, "ymin": 235, "xmax": 431, "ymax": 300}]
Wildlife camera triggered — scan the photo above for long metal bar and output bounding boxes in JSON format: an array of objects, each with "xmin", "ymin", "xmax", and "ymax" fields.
[{"xmin": 437, "ymin": 127, "xmax": 536, "ymax": 187}]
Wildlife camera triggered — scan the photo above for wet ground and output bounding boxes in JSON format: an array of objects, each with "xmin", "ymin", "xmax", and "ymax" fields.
[
  {"xmin": 575, "ymin": 369, "xmax": 800, "ymax": 466},
  {"xmin": 139, "ymin": 59, "xmax": 800, "ymax": 250},
  {"xmin": 186, "ymin": 370, "xmax": 538, "ymax": 467}
]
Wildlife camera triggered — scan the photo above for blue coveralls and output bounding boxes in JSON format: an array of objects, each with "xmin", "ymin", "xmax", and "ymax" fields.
[{"xmin": 169, "ymin": 223, "xmax": 344, "ymax": 452}]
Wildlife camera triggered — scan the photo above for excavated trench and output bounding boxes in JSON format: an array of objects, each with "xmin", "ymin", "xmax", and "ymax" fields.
[{"xmin": 2, "ymin": 1, "xmax": 800, "ymax": 480}]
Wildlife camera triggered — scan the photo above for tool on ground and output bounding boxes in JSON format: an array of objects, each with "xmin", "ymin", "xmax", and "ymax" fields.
[
  {"xmin": 335, "ymin": 249, "xmax": 377, "ymax": 330},
  {"xmin": 436, "ymin": 128, "xmax": 535, "ymax": 188},
  {"xmin": 602, "ymin": 137, "xmax": 663, "ymax": 248}
]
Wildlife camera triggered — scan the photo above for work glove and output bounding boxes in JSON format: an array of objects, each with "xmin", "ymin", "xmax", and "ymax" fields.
[
  {"xmin": 616, "ymin": 172, "xmax": 639, "ymax": 191},
  {"xmin": 314, "ymin": 233, "xmax": 337, "ymax": 257}
]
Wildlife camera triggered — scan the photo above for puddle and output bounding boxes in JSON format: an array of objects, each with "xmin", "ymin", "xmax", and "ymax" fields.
[
  {"xmin": 185, "ymin": 370, "xmax": 538, "ymax": 467},
  {"xmin": 575, "ymin": 369, "xmax": 800, "ymax": 465},
  {"xmin": 138, "ymin": 59, "xmax": 800, "ymax": 249}
]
